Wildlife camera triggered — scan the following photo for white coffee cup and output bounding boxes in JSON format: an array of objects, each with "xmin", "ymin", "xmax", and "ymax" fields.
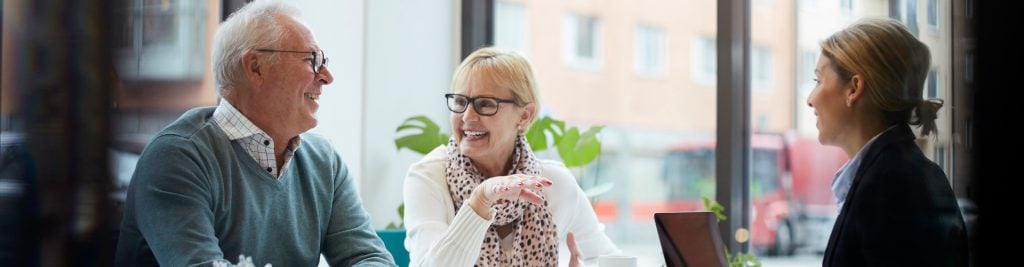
[{"xmin": 598, "ymin": 255, "xmax": 637, "ymax": 267}]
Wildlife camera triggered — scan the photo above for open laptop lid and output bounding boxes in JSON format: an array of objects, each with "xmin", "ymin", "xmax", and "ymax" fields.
[{"xmin": 654, "ymin": 212, "xmax": 729, "ymax": 267}]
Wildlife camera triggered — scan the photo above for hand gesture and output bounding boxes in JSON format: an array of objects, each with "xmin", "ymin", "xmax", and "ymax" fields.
[
  {"xmin": 567, "ymin": 232, "xmax": 583, "ymax": 267},
  {"xmin": 468, "ymin": 174, "xmax": 553, "ymax": 219}
]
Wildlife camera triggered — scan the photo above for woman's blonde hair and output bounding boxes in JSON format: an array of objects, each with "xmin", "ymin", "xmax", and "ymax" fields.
[
  {"xmin": 820, "ymin": 18, "xmax": 943, "ymax": 137},
  {"xmin": 449, "ymin": 47, "xmax": 540, "ymax": 122}
]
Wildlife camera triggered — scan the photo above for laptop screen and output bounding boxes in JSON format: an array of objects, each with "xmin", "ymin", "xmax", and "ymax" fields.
[{"xmin": 654, "ymin": 212, "xmax": 728, "ymax": 267}]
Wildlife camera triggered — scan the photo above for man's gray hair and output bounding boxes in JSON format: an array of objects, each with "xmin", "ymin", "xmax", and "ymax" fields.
[{"xmin": 212, "ymin": 1, "xmax": 301, "ymax": 97}]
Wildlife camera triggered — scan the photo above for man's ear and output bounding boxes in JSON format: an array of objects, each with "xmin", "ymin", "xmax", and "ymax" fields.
[
  {"xmin": 242, "ymin": 51, "xmax": 263, "ymax": 85},
  {"xmin": 845, "ymin": 74, "xmax": 865, "ymax": 107}
]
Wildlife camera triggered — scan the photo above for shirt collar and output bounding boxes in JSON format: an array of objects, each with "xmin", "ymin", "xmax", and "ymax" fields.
[
  {"xmin": 831, "ymin": 125, "xmax": 897, "ymax": 211},
  {"xmin": 212, "ymin": 99, "xmax": 269, "ymax": 141}
]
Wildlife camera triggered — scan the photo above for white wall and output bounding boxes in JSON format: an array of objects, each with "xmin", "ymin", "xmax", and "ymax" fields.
[
  {"xmin": 294, "ymin": 0, "xmax": 457, "ymax": 228},
  {"xmin": 362, "ymin": 0, "xmax": 457, "ymax": 228},
  {"xmin": 293, "ymin": 0, "xmax": 367, "ymax": 189}
]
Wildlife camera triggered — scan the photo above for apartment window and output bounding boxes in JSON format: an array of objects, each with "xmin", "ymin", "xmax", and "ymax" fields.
[
  {"xmin": 751, "ymin": 46, "xmax": 773, "ymax": 92},
  {"xmin": 841, "ymin": 0, "xmax": 855, "ymax": 18},
  {"xmin": 562, "ymin": 13, "xmax": 602, "ymax": 69},
  {"xmin": 890, "ymin": 0, "xmax": 919, "ymax": 36},
  {"xmin": 494, "ymin": 1, "xmax": 527, "ymax": 53},
  {"xmin": 927, "ymin": 0, "xmax": 938, "ymax": 30},
  {"xmin": 691, "ymin": 36, "xmax": 716, "ymax": 86},
  {"xmin": 927, "ymin": 69, "xmax": 938, "ymax": 98},
  {"xmin": 634, "ymin": 24, "xmax": 666, "ymax": 76},
  {"xmin": 799, "ymin": 50, "xmax": 817, "ymax": 87}
]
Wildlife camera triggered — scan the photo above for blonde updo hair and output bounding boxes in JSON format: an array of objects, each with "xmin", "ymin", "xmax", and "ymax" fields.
[
  {"xmin": 820, "ymin": 18, "xmax": 943, "ymax": 137},
  {"xmin": 449, "ymin": 47, "xmax": 540, "ymax": 123}
]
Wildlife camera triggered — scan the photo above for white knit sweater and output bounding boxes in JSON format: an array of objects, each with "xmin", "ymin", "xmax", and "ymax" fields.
[{"xmin": 403, "ymin": 147, "xmax": 621, "ymax": 267}]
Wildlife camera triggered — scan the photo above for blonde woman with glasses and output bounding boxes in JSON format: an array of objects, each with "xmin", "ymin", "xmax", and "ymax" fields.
[{"xmin": 403, "ymin": 47, "xmax": 620, "ymax": 267}]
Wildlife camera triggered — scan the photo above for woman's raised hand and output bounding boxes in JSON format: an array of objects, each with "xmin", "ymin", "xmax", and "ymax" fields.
[{"xmin": 467, "ymin": 174, "xmax": 553, "ymax": 219}]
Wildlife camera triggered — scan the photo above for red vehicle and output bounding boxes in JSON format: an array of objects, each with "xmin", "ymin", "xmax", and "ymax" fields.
[{"xmin": 592, "ymin": 133, "xmax": 847, "ymax": 255}]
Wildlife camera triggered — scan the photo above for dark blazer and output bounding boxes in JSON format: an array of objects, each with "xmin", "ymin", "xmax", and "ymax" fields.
[{"xmin": 823, "ymin": 124, "xmax": 967, "ymax": 267}]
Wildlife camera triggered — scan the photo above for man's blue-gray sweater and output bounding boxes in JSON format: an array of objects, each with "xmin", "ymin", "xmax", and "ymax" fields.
[{"xmin": 115, "ymin": 107, "xmax": 395, "ymax": 266}]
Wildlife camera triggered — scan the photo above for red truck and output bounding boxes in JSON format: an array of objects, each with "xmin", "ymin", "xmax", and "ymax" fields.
[{"xmin": 592, "ymin": 133, "xmax": 847, "ymax": 255}]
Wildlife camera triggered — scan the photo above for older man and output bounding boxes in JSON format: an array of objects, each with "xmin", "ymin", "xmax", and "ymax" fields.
[{"xmin": 115, "ymin": 1, "xmax": 395, "ymax": 266}]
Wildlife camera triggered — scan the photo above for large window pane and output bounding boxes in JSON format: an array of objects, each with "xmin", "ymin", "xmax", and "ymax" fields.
[{"xmin": 495, "ymin": 0, "xmax": 716, "ymax": 265}]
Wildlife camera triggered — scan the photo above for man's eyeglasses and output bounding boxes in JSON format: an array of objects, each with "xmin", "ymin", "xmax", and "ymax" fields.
[
  {"xmin": 445, "ymin": 93, "xmax": 517, "ymax": 116},
  {"xmin": 255, "ymin": 49, "xmax": 328, "ymax": 75}
]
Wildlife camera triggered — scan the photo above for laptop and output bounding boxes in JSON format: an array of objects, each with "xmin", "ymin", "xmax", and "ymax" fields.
[{"xmin": 654, "ymin": 212, "xmax": 729, "ymax": 267}]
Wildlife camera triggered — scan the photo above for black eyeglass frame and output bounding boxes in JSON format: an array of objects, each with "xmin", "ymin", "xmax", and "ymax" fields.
[
  {"xmin": 254, "ymin": 48, "xmax": 328, "ymax": 75},
  {"xmin": 444, "ymin": 93, "xmax": 518, "ymax": 116}
]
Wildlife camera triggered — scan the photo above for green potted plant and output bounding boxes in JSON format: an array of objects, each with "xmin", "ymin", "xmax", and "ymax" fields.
[
  {"xmin": 377, "ymin": 115, "xmax": 608, "ymax": 267},
  {"xmin": 702, "ymin": 197, "xmax": 763, "ymax": 267}
]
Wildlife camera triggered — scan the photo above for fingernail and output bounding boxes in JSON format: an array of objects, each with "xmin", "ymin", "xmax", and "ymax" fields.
[
  {"xmin": 544, "ymin": 180, "xmax": 553, "ymax": 185},
  {"xmin": 535, "ymin": 183, "xmax": 542, "ymax": 188}
]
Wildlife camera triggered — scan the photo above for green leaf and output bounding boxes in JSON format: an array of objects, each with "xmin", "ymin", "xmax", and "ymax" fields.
[
  {"xmin": 385, "ymin": 222, "xmax": 399, "ymax": 230},
  {"xmin": 730, "ymin": 252, "xmax": 763, "ymax": 267},
  {"xmin": 574, "ymin": 126, "xmax": 603, "ymax": 164},
  {"xmin": 525, "ymin": 117, "xmax": 551, "ymax": 151},
  {"xmin": 702, "ymin": 196, "xmax": 728, "ymax": 222},
  {"xmin": 555, "ymin": 126, "xmax": 603, "ymax": 167},
  {"xmin": 525, "ymin": 116, "xmax": 565, "ymax": 152},
  {"xmin": 556, "ymin": 128, "xmax": 581, "ymax": 166},
  {"xmin": 395, "ymin": 115, "xmax": 449, "ymax": 155}
]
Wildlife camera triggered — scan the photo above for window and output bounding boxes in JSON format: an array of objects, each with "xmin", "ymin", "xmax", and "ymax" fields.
[
  {"xmin": 751, "ymin": 46, "xmax": 773, "ymax": 92},
  {"xmin": 562, "ymin": 13, "xmax": 601, "ymax": 69},
  {"xmin": 935, "ymin": 146, "xmax": 947, "ymax": 171},
  {"xmin": 663, "ymin": 148, "xmax": 715, "ymax": 200},
  {"xmin": 927, "ymin": 0, "xmax": 938, "ymax": 30},
  {"xmin": 497, "ymin": 2, "xmax": 718, "ymax": 264},
  {"xmin": 927, "ymin": 69, "xmax": 938, "ymax": 98},
  {"xmin": 494, "ymin": 1, "xmax": 527, "ymax": 53},
  {"xmin": 841, "ymin": 0, "xmax": 855, "ymax": 18},
  {"xmin": 634, "ymin": 24, "xmax": 666, "ymax": 76},
  {"xmin": 890, "ymin": 0, "xmax": 919, "ymax": 36},
  {"xmin": 115, "ymin": 0, "xmax": 207, "ymax": 81},
  {"xmin": 799, "ymin": 50, "xmax": 817, "ymax": 88},
  {"xmin": 692, "ymin": 36, "xmax": 716, "ymax": 86}
]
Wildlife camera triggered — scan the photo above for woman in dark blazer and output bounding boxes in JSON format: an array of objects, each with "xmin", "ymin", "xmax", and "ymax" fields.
[{"xmin": 806, "ymin": 18, "xmax": 967, "ymax": 266}]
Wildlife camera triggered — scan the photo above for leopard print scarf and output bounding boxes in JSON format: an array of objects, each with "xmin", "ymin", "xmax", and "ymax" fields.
[{"xmin": 445, "ymin": 134, "xmax": 558, "ymax": 267}]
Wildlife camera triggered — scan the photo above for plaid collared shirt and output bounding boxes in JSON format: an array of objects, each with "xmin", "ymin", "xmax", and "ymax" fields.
[{"xmin": 212, "ymin": 100, "xmax": 301, "ymax": 178}]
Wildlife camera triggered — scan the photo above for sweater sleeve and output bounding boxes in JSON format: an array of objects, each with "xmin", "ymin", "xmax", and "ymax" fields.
[
  {"xmin": 322, "ymin": 152, "xmax": 398, "ymax": 267},
  {"xmin": 129, "ymin": 136, "xmax": 224, "ymax": 266},
  {"xmin": 546, "ymin": 162, "xmax": 621, "ymax": 266},
  {"xmin": 403, "ymin": 152, "xmax": 493, "ymax": 267},
  {"xmin": 567, "ymin": 185, "xmax": 621, "ymax": 266}
]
